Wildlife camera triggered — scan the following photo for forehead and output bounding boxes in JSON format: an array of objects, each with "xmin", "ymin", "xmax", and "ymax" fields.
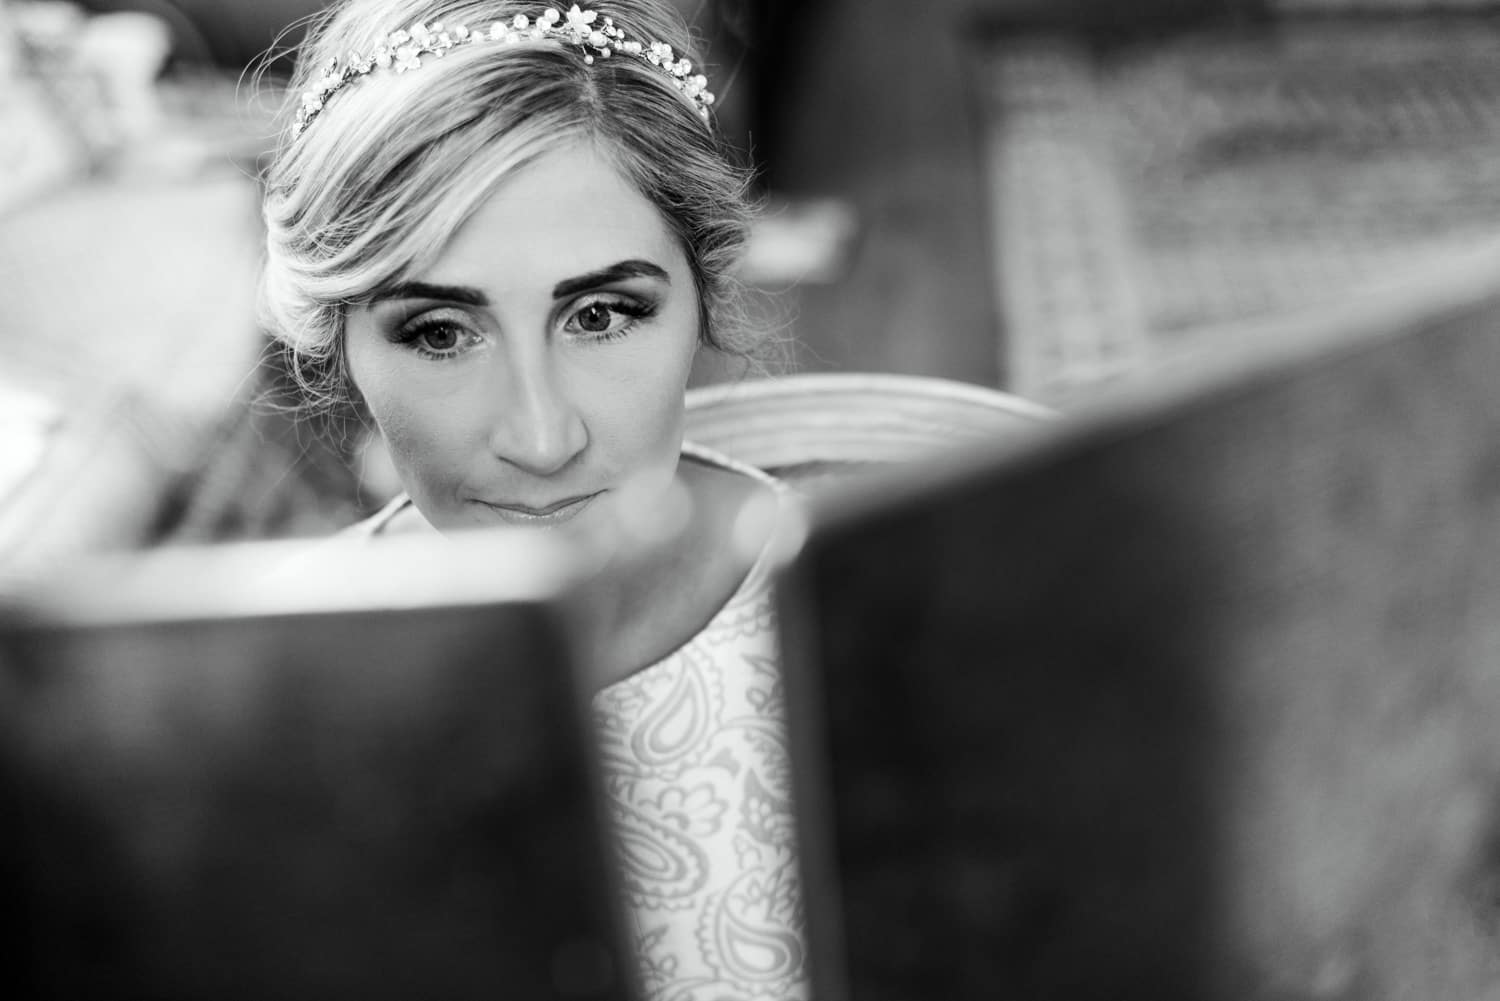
[{"xmin": 422, "ymin": 140, "xmax": 684, "ymax": 289}]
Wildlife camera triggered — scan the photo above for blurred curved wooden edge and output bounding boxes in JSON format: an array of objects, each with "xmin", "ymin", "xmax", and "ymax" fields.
[{"xmin": 685, "ymin": 372, "xmax": 1055, "ymax": 474}]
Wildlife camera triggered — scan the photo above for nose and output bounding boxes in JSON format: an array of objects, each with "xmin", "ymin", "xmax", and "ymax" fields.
[{"xmin": 483, "ymin": 349, "xmax": 587, "ymax": 476}]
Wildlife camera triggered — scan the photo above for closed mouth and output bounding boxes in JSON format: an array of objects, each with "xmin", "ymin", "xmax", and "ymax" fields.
[{"xmin": 473, "ymin": 491, "xmax": 602, "ymax": 526}]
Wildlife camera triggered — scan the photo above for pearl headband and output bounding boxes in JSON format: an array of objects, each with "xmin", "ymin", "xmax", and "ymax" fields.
[{"xmin": 293, "ymin": 4, "xmax": 716, "ymax": 139}]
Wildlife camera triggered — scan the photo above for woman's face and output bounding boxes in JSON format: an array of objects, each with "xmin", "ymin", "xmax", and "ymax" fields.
[{"xmin": 345, "ymin": 140, "xmax": 700, "ymax": 535}]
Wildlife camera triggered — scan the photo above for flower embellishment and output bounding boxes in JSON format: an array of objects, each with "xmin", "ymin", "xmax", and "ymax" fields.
[
  {"xmin": 292, "ymin": 4, "xmax": 716, "ymax": 138},
  {"xmin": 393, "ymin": 45, "xmax": 420, "ymax": 71},
  {"xmin": 565, "ymin": 4, "xmax": 596, "ymax": 32}
]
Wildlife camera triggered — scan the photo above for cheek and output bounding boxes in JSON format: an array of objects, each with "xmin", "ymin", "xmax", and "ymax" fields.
[
  {"xmin": 584, "ymin": 325, "xmax": 696, "ymax": 466},
  {"xmin": 347, "ymin": 338, "xmax": 473, "ymax": 491}
]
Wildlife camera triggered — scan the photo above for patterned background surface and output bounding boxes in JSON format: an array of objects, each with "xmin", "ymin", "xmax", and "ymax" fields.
[{"xmin": 987, "ymin": 16, "xmax": 1500, "ymax": 404}]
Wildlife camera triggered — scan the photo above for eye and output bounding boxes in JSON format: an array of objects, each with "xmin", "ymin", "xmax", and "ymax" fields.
[
  {"xmin": 417, "ymin": 325, "xmax": 460, "ymax": 352},
  {"xmin": 576, "ymin": 303, "xmax": 614, "ymax": 333},
  {"xmin": 564, "ymin": 295, "xmax": 655, "ymax": 342},
  {"xmin": 394, "ymin": 313, "xmax": 483, "ymax": 360}
]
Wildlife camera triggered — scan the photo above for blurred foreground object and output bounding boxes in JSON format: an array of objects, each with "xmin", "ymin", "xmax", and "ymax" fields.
[
  {"xmin": 776, "ymin": 236, "xmax": 1500, "ymax": 997},
  {"xmin": 0, "ymin": 531, "xmax": 634, "ymax": 1001}
]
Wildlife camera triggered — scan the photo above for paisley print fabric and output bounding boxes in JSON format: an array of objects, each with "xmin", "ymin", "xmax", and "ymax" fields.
[{"xmin": 591, "ymin": 445, "xmax": 809, "ymax": 1001}]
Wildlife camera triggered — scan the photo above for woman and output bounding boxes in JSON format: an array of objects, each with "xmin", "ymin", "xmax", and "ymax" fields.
[{"xmin": 259, "ymin": 1, "xmax": 807, "ymax": 998}]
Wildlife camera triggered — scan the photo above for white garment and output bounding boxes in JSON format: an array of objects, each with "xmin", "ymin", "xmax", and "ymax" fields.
[{"xmin": 591, "ymin": 446, "xmax": 809, "ymax": 1001}]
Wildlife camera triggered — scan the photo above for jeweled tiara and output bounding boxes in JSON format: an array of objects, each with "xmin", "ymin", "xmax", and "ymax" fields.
[{"xmin": 292, "ymin": 4, "xmax": 715, "ymax": 139}]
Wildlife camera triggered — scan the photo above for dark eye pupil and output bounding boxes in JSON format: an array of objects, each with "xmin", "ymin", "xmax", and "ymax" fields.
[
  {"xmin": 578, "ymin": 304, "xmax": 612, "ymax": 333},
  {"xmin": 420, "ymin": 326, "xmax": 458, "ymax": 351}
]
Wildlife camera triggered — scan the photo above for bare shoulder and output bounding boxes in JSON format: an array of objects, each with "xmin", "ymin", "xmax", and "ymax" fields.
[{"xmin": 678, "ymin": 449, "xmax": 778, "ymax": 533}]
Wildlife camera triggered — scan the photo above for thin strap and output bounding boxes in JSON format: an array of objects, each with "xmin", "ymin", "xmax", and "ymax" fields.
[
  {"xmin": 339, "ymin": 492, "xmax": 413, "ymax": 538},
  {"xmin": 679, "ymin": 439, "xmax": 791, "ymax": 600},
  {"xmin": 680, "ymin": 439, "xmax": 787, "ymax": 496}
]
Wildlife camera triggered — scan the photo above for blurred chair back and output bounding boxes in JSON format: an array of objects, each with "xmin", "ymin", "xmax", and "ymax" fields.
[{"xmin": 685, "ymin": 373, "xmax": 1054, "ymax": 484}]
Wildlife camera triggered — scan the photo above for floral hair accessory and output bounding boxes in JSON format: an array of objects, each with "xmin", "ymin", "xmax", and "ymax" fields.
[{"xmin": 293, "ymin": 5, "xmax": 715, "ymax": 138}]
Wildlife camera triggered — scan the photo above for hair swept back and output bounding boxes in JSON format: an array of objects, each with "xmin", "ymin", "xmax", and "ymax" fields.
[{"xmin": 258, "ymin": 0, "xmax": 763, "ymax": 415}]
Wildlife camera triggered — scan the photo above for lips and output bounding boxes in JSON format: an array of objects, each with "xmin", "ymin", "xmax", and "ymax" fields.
[{"xmin": 472, "ymin": 490, "xmax": 602, "ymax": 526}]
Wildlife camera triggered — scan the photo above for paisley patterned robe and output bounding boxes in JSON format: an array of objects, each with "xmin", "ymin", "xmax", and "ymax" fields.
[{"xmin": 591, "ymin": 448, "xmax": 809, "ymax": 1001}]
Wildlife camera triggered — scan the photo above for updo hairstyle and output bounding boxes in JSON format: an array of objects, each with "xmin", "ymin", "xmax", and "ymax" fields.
[{"xmin": 260, "ymin": 0, "xmax": 757, "ymax": 414}]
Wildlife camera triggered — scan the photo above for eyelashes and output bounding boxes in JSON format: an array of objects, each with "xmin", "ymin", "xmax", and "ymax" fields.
[
  {"xmin": 390, "ymin": 294, "xmax": 661, "ymax": 361},
  {"xmin": 391, "ymin": 313, "xmax": 481, "ymax": 360},
  {"xmin": 566, "ymin": 295, "xmax": 657, "ymax": 341}
]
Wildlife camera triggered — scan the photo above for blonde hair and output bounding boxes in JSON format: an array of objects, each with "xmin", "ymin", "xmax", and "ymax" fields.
[{"xmin": 260, "ymin": 0, "xmax": 757, "ymax": 413}]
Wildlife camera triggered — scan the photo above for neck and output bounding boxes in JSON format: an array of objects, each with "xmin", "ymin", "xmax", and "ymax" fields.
[{"xmin": 572, "ymin": 457, "xmax": 776, "ymax": 689}]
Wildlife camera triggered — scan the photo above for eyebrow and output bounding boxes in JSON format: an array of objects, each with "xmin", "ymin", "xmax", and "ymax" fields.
[
  {"xmin": 368, "ymin": 281, "xmax": 489, "ymax": 307},
  {"xmin": 552, "ymin": 260, "xmax": 670, "ymax": 299},
  {"xmin": 367, "ymin": 260, "xmax": 670, "ymax": 308}
]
